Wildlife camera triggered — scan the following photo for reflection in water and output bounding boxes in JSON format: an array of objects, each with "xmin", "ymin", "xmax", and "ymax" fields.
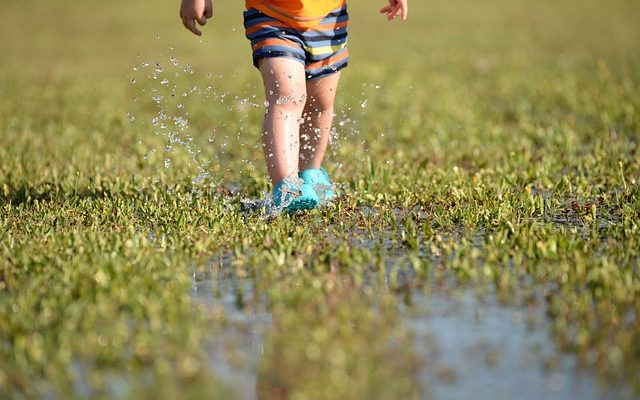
[
  {"xmin": 408, "ymin": 289, "xmax": 610, "ymax": 400},
  {"xmin": 191, "ymin": 260, "xmax": 269, "ymax": 400},
  {"xmin": 190, "ymin": 257, "xmax": 624, "ymax": 400}
]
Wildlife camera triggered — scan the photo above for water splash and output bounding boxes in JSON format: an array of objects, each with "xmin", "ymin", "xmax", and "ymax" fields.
[
  {"xmin": 129, "ymin": 48, "xmax": 229, "ymax": 188},
  {"xmin": 128, "ymin": 42, "xmax": 380, "ymax": 204}
]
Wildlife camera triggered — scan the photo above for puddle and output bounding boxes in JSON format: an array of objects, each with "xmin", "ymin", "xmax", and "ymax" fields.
[
  {"xmin": 190, "ymin": 255, "xmax": 627, "ymax": 400},
  {"xmin": 407, "ymin": 289, "xmax": 619, "ymax": 400},
  {"xmin": 190, "ymin": 259, "xmax": 269, "ymax": 399}
]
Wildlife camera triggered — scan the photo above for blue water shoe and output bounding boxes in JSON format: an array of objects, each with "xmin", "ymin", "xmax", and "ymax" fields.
[
  {"xmin": 299, "ymin": 168, "xmax": 336, "ymax": 203},
  {"xmin": 272, "ymin": 177, "xmax": 318, "ymax": 212}
]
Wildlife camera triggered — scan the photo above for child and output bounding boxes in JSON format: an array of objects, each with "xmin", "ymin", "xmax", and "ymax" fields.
[{"xmin": 179, "ymin": 0, "xmax": 408, "ymax": 211}]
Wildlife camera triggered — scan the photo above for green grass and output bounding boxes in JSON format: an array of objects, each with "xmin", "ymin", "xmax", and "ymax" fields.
[{"xmin": 1, "ymin": 0, "xmax": 639, "ymax": 398}]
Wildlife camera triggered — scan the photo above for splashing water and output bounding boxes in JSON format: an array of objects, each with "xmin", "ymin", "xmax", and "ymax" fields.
[
  {"xmin": 129, "ymin": 48, "xmax": 234, "ymax": 188},
  {"xmin": 128, "ymin": 41, "xmax": 377, "ymax": 206}
]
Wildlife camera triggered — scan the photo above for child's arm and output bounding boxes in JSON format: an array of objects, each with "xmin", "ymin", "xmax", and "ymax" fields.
[
  {"xmin": 380, "ymin": 0, "xmax": 409, "ymax": 21},
  {"xmin": 179, "ymin": 0, "xmax": 213, "ymax": 36}
]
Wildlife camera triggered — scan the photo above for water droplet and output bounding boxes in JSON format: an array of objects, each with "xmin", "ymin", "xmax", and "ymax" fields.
[
  {"xmin": 192, "ymin": 172, "xmax": 209, "ymax": 184},
  {"xmin": 174, "ymin": 116, "xmax": 188, "ymax": 129},
  {"xmin": 360, "ymin": 99, "xmax": 368, "ymax": 108},
  {"xmin": 130, "ymin": 78, "xmax": 136, "ymax": 84},
  {"xmin": 164, "ymin": 159, "xmax": 171, "ymax": 168}
]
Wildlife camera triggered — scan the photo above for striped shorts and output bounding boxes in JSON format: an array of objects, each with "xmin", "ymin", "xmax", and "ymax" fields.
[{"xmin": 243, "ymin": 6, "xmax": 349, "ymax": 80}]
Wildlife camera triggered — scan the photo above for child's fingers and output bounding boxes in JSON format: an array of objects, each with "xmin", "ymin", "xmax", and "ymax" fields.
[
  {"xmin": 185, "ymin": 18, "xmax": 202, "ymax": 36},
  {"xmin": 388, "ymin": 6, "xmax": 400, "ymax": 21},
  {"xmin": 400, "ymin": 1, "xmax": 408, "ymax": 20},
  {"xmin": 204, "ymin": 1, "xmax": 213, "ymax": 18},
  {"xmin": 196, "ymin": 14, "xmax": 207, "ymax": 26},
  {"xmin": 380, "ymin": 4, "xmax": 402, "ymax": 21}
]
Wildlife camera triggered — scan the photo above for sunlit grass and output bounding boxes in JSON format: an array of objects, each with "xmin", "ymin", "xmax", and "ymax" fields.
[{"xmin": 1, "ymin": 0, "xmax": 639, "ymax": 398}]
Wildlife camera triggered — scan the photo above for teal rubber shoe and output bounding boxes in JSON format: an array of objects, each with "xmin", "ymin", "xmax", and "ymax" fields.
[
  {"xmin": 299, "ymin": 168, "xmax": 336, "ymax": 203},
  {"xmin": 271, "ymin": 176, "xmax": 318, "ymax": 212}
]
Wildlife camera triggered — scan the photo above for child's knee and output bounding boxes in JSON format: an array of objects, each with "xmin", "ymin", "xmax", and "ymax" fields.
[
  {"xmin": 267, "ymin": 91, "xmax": 307, "ymax": 114},
  {"xmin": 305, "ymin": 95, "xmax": 335, "ymax": 115}
]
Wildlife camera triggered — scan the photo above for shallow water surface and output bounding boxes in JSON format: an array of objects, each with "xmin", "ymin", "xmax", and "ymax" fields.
[
  {"xmin": 408, "ymin": 290, "xmax": 609, "ymax": 400},
  {"xmin": 191, "ymin": 261, "xmax": 269, "ymax": 395},
  {"xmin": 190, "ymin": 258, "xmax": 624, "ymax": 400}
]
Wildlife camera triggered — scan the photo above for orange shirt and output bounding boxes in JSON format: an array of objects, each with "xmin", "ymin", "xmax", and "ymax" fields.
[{"xmin": 245, "ymin": 0, "xmax": 346, "ymax": 29}]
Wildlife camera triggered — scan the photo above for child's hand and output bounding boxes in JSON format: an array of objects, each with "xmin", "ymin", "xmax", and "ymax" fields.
[
  {"xmin": 379, "ymin": 0, "xmax": 408, "ymax": 21},
  {"xmin": 179, "ymin": 0, "xmax": 213, "ymax": 36}
]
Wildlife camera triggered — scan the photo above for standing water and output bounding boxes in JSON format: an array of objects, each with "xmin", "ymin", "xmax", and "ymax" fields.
[{"xmin": 189, "ymin": 249, "xmax": 626, "ymax": 400}]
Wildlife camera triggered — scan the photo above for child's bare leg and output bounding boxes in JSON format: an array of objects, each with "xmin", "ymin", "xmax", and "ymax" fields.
[
  {"xmin": 298, "ymin": 72, "xmax": 341, "ymax": 170},
  {"xmin": 259, "ymin": 58, "xmax": 307, "ymax": 185}
]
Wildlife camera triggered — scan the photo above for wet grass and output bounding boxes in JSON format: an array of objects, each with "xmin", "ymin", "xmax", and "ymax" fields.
[{"xmin": 1, "ymin": 0, "xmax": 639, "ymax": 398}]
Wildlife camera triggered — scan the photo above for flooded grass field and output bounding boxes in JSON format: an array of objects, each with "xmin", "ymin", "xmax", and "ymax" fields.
[{"xmin": 1, "ymin": 0, "xmax": 639, "ymax": 398}]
